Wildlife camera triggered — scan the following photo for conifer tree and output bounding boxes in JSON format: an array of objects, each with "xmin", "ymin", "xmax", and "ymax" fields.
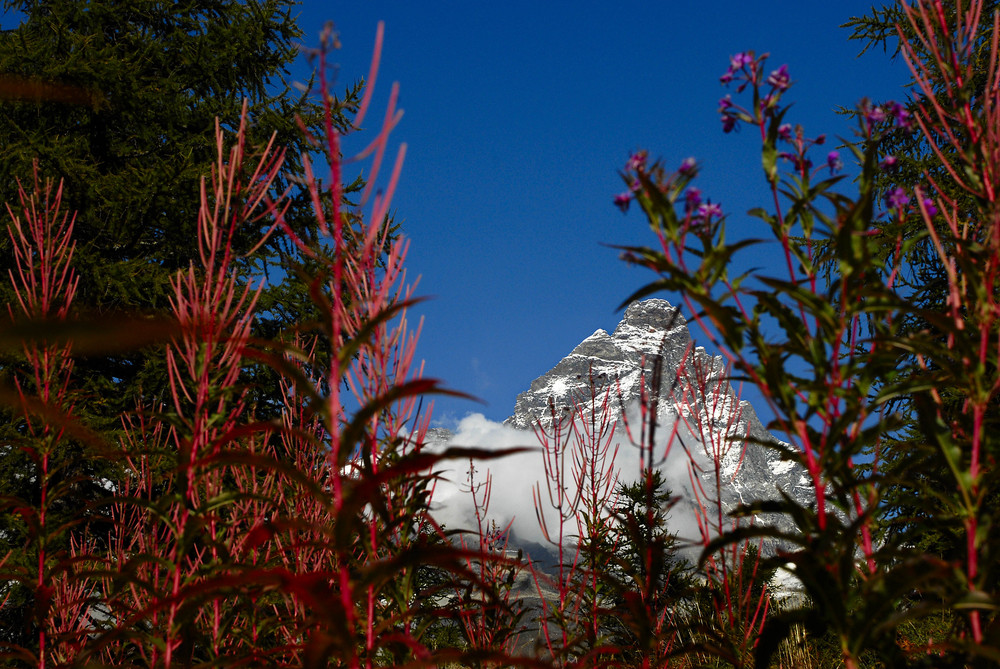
[
  {"xmin": 601, "ymin": 469, "xmax": 691, "ymax": 660},
  {"xmin": 0, "ymin": 0, "xmax": 354, "ymax": 414},
  {"xmin": 840, "ymin": 1, "xmax": 1000, "ymax": 565},
  {"xmin": 0, "ymin": 0, "xmax": 361, "ymax": 646}
]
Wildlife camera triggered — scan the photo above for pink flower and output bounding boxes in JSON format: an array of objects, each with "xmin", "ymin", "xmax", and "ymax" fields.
[
  {"xmin": 887, "ymin": 187, "xmax": 909, "ymax": 212},
  {"xmin": 626, "ymin": 151, "xmax": 647, "ymax": 172},
  {"xmin": 730, "ymin": 52, "xmax": 753, "ymax": 69},
  {"xmin": 685, "ymin": 187, "xmax": 702, "ymax": 211},
  {"xmin": 697, "ymin": 202, "xmax": 723, "ymax": 219},
  {"xmin": 767, "ymin": 64, "xmax": 790, "ymax": 90},
  {"xmin": 826, "ymin": 151, "xmax": 842, "ymax": 174},
  {"xmin": 679, "ymin": 157, "xmax": 697, "ymax": 176},
  {"xmin": 721, "ymin": 53, "xmax": 753, "ymax": 84},
  {"xmin": 865, "ymin": 103, "xmax": 895, "ymax": 125},
  {"xmin": 887, "ymin": 101, "xmax": 913, "ymax": 130},
  {"xmin": 614, "ymin": 192, "xmax": 631, "ymax": 213}
]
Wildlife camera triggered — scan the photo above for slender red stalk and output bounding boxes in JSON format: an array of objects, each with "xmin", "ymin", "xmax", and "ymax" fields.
[{"xmin": 5, "ymin": 163, "xmax": 81, "ymax": 668}]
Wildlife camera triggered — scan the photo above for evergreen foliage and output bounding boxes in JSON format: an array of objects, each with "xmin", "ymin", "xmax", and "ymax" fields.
[
  {"xmin": 0, "ymin": 0, "xmax": 355, "ymax": 650},
  {"xmin": 0, "ymin": 0, "xmax": 341, "ymax": 418},
  {"xmin": 4, "ymin": 1, "xmax": 1000, "ymax": 665},
  {"xmin": 601, "ymin": 470, "xmax": 691, "ymax": 662},
  {"xmin": 841, "ymin": 0, "xmax": 1000, "ymax": 565}
]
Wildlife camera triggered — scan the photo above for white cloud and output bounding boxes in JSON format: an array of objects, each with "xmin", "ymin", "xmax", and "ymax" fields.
[{"xmin": 427, "ymin": 407, "xmax": 727, "ymax": 560}]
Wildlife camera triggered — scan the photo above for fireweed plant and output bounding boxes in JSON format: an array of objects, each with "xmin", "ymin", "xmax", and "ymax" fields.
[
  {"xmin": 616, "ymin": 0, "xmax": 1000, "ymax": 666},
  {"xmin": 528, "ymin": 371, "xmax": 622, "ymax": 666},
  {"xmin": 0, "ymin": 24, "xmax": 523, "ymax": 668},
  {"xmin": 452, "ymin": 462, "xmax": 526, "ymax": 665},
  {"xmin": 6, "ymin": 5, "xmax": 1000, "ymax": 669},
  {"xmin": 521, "ymin": 355, "xmax": 775, "ymax": 668}
]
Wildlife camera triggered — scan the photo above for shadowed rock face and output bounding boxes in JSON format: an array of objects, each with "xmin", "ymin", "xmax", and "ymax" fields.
[
  {"xmin": 429, "ymin": 299, "xmax": 813, "ymax": 563},
  {"xmin": 505, "ymin": 300, "xmax": 693, "ymax": 431},
  {"xmin": 423, "ymin": 297, "xmax": 819, "ymax": 629},
  {"xmin": 501, "ymin": 299, "xmax": 812, "ymax": 553}
]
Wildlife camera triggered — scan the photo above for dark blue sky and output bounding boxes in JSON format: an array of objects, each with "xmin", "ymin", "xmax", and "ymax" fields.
[{"xmin": 286, "ymin": 2, "xmax": 911, "ymax": 426}]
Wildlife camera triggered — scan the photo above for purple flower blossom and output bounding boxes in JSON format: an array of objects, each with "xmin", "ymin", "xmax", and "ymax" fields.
[
  {"xmin": 629, "ymin": 178, "xmax": 642, "ymax": 193},
  {"xmin": 866, "ymin": 105, "xmax": 886, "ymax": 125},
  {"xmin": 722, "ymin": 53, "xmax": 753, "ymax": 83},
  {"xmin": 697, "ymin": 202, "xmax": 723, "ymax": 219},
  {"xmin": 887, "ymin": 187, "xmax": 909, "ymax": 212},
  {"xmin": 767, "ymin": 64, "xmax": 790, "ymax": 90},
  {"xmin": 626, "ymin": 151, "xmax": 647, "ymax": 172},
  {"xmin": 879, "ymin": 155, "xmax": 898, "ymax": 171},
  {"xmin": 922, "ymin": 197, "xmax": 938, "ymax": 216},
  {"xmin": 614, "ymin": 192, "xmax": 631, "ymax": 213},
  {"xmin": 718, "ymin": 95, "xmax": 733, "ymax": 111},
  {"xmin": 730, "ymin": 52, "xmax": 753, "ymax": 69},
  {"xmin": 685, "ymin": 187, "xmax": 702, "ymax": 211},
  {"xmin": 778, "ymin": 123, "xmax": 792, "ymax": 141},
  {"xmin": 679, "ymin": 157, "xmax": 697, "ymax": 176},
  {"xmin": 886, "ymin": 101, "xmax": 915, "ymax": 131},
  {"xmin": 826, "ymin": 151, "xmax": 843, "ymax": 174},
  {"xmin": 722, "ymin": 115, "xmax": 737, "ymax": 133}
]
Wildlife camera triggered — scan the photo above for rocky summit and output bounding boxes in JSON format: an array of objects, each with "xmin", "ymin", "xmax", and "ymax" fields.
[
  {"xmin": 430, "ymin": 298, "xmax": 813, "ymax": 556},
  {"xmin": 504, "ymin": 299, "xmax": 697, "ymax": 431},
  {"xmin": 503, "ymin": 299, "xmax": 810, "ymax": 547}
]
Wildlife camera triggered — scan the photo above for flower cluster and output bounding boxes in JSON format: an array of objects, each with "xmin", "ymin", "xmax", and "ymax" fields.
[
  {"xmin": 682, "ymin": 186, "xmax": 722, "ymax": 219},
  {"xmin": 719, "ymin": 52, "xmax": 853, "ymax": 182},
  {"xmin": 719, "ymin": 52, "xmax": 754, "ymax": 87},
  {"xmin": 719, "ymin": 51, "xmax": 792, "ymax": 133},
  {"xmin": 614, "ymin": 151, "xmax": 652, "ymax": 212},
  {"xmin": 862, "ymin": 99, "xmax": 915, "ymax": 134},
  {"xmin": 882, "ymin": 186, "xmax": 938, "ymax": 218},
  {"xmin": 767, "ymin": 64, "xmax": 790, "ymax": 90},
  {"xmin": 614, "ymin": 152, "xmax": 722, "ymax": 228},
  {"xmin": 775, "ymin": 123, "xmax": 834, "ymax": 178},
  {"xmin": 626, "ymin": 149, "xmax": 648, "ymax": 172},
  {"xmin": 886, "ymin": 186, "xmax": 910, "ymax": 212}
]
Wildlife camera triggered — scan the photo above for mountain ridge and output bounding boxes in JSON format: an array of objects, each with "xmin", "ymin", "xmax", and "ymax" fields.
[{"xmin": 429, "ymin": 298, "xmax": 811, "ymax": 557}]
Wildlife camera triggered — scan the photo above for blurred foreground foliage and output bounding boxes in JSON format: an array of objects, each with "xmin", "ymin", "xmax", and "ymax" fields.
[{"xmin": 3, "ymin": 1, "xmax": 1000, "ymax": 667}]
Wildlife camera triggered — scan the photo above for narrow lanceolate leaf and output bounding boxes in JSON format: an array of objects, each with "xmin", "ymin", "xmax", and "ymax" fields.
[
  {"xmin": 0, "ymin": 74, "xmax": 102, "ymax": 106},
  {"xmin": 762, "ymin": 106, "xmax": 790, "ymax": 185},
  {"xmin": 0, "ymin": 316, "xmax": 180, "ymax": 354}
]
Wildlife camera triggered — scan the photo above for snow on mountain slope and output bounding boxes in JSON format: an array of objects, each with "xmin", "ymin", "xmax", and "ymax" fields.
[{"xmin": 428, "ymin": 298, "xmax": 810, "ymax": 557}]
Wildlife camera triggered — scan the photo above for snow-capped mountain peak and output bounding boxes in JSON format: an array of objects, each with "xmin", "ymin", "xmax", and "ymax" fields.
[
  {"xmin": 502, "ymin": 299, "xmax": 807, "ymax": 549},
  {"xmin": 430, "ymin": 298, "xmax": 809, "ymax": 559}
]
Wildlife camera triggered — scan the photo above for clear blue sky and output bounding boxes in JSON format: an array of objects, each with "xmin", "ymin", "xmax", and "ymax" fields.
[
  {"xmin": 0, "ymin": 2, "xmax": 911, "ymax": 425},
  {"xmin": 286, "ymin": 2, "xmax": 910, "ymax": 426}
]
